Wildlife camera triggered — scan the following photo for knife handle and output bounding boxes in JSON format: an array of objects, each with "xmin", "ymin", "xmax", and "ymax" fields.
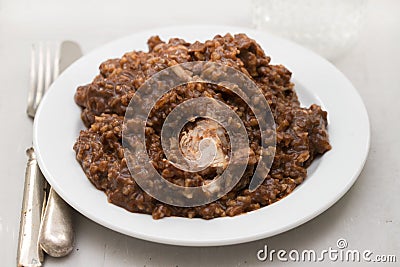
[
  {"xmin": 39, "ymin": 188, "xmax": 74, "ymax": 257},
  {"xmin": 17, "ymin": 148, "xmax": 46, "ymax": 267}
]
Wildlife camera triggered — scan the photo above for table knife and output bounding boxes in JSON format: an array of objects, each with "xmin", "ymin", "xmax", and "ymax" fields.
[{"xmin": 38, "ymin": 41, "xmax": 83, "ymax": 258}]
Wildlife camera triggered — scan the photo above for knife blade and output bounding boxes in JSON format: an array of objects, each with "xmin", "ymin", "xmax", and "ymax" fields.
[
  {"xmin": 38, "ymin": 40, "xmax": 83, "ymax": 258},
  {"xmin": 59, "ymin": 41, "xmax": 82, "ymax": 72}
]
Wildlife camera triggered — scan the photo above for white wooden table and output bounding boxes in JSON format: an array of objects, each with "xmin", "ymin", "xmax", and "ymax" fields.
[{"xmin": 1, "ymin": 0, "xmax": 399, "ymax": 266}]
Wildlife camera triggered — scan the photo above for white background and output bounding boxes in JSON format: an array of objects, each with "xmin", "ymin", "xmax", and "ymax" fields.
[{"xmin": 0, "ymin": 0, "xmax": 399, "ymax": 266}]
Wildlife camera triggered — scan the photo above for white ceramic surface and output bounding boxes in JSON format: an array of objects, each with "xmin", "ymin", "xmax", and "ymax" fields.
[{"xmin": 32, "ymin": 25, "xmax": 370, "ymax": 246}]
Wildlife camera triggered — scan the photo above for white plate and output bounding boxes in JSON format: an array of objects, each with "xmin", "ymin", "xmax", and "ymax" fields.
[{"xmin": 33, "ymin": 25, "xmax": 370, "ymax": 246}]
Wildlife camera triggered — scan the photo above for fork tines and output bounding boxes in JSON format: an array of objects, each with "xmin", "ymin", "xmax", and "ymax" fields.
[{"xmin": 27, "ymin": 42, "xmax": 60, "ymax": 118}]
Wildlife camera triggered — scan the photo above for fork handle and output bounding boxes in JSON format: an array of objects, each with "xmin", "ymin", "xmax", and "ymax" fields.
[
  {"xmin": 39, "ymin": 188, "xmax": 74, "ymax": 257},
  {"xmin": 17, "ymin": 148, "xmax": 46, "ymax": 267}
]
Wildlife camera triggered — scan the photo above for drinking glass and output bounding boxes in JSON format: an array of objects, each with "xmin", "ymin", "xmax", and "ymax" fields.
[{"xmin": 252, "ymin": 0, "xmax": 368, "ymax": 60}]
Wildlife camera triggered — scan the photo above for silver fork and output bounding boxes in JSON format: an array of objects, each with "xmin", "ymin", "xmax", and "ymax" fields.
[
  {"xmin": 26, "ymin": 43, "xmax": 60, "ymax": 118},
  {"xmin": 18, "ymin": 43, "xmax": 73, "ymax": 267}
]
